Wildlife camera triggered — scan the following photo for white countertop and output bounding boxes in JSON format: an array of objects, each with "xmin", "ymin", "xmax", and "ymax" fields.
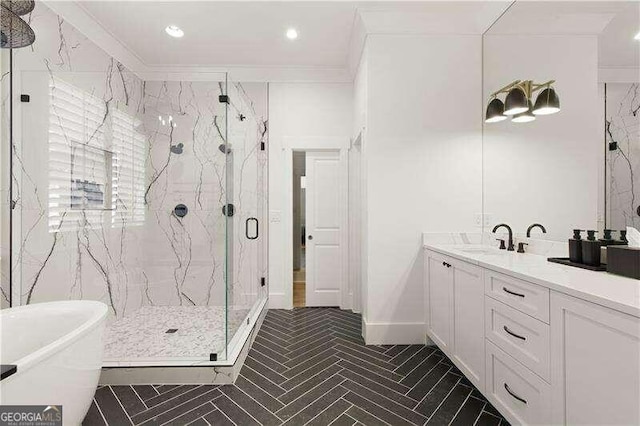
[{"xmin": 423, "ymin": 242, "xmax": 640, "ymax": 318}]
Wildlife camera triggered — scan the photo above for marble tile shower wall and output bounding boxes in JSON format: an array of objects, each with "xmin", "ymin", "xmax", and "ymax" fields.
[
  {"xmin": 1, "ymin": 3, "xmax": 266, "ymax": 332},
  {"xmin": 606, "ymin": 83, "xmax": 640, "ymax": 231}
]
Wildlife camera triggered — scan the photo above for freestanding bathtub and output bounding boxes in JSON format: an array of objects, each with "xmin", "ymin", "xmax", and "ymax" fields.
[{"xmin": 0, "ymin": 301, "xmax": 108, "ymax": 426}]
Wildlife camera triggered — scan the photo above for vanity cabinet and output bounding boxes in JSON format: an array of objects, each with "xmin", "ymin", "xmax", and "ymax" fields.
[
  {"xmin": 550, "ymin": 292, "xmax": 640, "ymax": 425},
  {"xmin": 426, "ymin": 253, "xmax": 453, "ymax": 351},
  {"xmin": 486, "ymin": 340, "xmax": 551, "ymax": 425},
  {"xmin": 451, "ymin": 260, "xmax": 485, "ymax": 390},
  {"xmin": 425, "ymin": 251, "xmax": 485, "ymax": 391},
  {"xmin": 424, "ymin": 247, "xmax": 640, "ymax": 425}
]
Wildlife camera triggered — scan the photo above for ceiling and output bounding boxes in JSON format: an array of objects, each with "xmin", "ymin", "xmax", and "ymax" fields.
[
  {"xmin": 78, "ymin": 1, "xmax": 358, "ymax": 68},
  {"xmin": 49, "ymin": 1, "xmax": 638, "ymax": 79},
  {"xmin": 486, "ymin": 1, "xmax": 640, "ymax": 68},
  {"xmin": 71, "ymin": 1, "xmax": 509, "ymax": 70},
  {"xmin": 598, "ymin": 2, "xmax": 640, "ymax": 68}
]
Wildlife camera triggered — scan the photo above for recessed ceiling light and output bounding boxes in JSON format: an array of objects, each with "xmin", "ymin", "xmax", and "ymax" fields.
[
  {"xmin": 165, "ymin": 25, "xmax": 184, "ymax": 38},
  {"xmin": 286, "ymin": 28, "xmax": 298, "ymax": 40},
  {"xmin": 635, "ymin": 31, "xmax": 640, "ymax": 40}
]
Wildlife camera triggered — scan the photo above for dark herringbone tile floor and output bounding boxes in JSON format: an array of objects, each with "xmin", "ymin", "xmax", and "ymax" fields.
[{"xmin": 84, "ymin": 308, "xmax": 508, "ymax": 425}]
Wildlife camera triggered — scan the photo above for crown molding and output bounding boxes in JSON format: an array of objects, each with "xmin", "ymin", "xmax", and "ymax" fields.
[{"xmin": 138, "ymin": 66, "xmax": 352, "ymax": 83}]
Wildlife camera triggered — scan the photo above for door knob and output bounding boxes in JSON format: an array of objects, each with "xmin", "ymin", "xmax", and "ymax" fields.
[{"xmin": 308, "ymin": 235, "xmax": 313, "ymax": 240}]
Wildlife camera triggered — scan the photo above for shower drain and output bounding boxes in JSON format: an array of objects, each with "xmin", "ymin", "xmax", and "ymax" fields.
[{"xmin": 165, "ymin": 329, "xmax": 178, "ymax": 334}]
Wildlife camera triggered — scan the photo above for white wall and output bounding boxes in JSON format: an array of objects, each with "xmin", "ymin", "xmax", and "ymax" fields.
[
  {"xmin": 361, "ymin": 35, "xmax": 483, "ymax": 343},
  {"xmin": 483, "ymin": 35, "xmax": 600, "ymax": 241},
  {"xmin": 268, "ymin": 83, "xmax": 353, "ymax": 308}
]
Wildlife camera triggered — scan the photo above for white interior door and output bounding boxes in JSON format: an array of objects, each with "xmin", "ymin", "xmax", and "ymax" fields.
[{"xmin": 305, "ymin": 151, "xmax": 342, "ymax": 307}]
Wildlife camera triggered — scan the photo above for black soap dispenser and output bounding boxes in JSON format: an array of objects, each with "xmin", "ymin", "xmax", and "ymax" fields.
[
  {"xmin": 620, "ymin": 230, "xmax": 628, "ymax": 245},
  {"xmin": 569, "ymin": 229, "xmax": 583, "ymax": 263},
  {"xmin": 582, "ymin": 230, "xmax": 601, "ymax": 266},
  {"xmin": 599, "ymin": 229, "xmax": 614, "ymax": 265},
  {"xmin": 599, "ymin": 229, "xmax": 614, "ymax": 246}
]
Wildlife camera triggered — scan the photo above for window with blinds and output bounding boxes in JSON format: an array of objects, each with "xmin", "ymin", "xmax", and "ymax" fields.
[
  {"xmin": 48, "ymin": 77, "xmax": 146, "ymax": 232},
  {"xmin": 111, "ymin": 109, "xmax": 146, "ymax": 227},
  {"xmin": 48, "ymin": 77, "xmax": 109, "ymax": 232}
]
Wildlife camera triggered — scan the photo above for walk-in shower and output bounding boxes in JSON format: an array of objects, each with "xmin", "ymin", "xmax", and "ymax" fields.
[{"xmin": 0, "ymin": 4, "xmax": 268, "ymax": 368}]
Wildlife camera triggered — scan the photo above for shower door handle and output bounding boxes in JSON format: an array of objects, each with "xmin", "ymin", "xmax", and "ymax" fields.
[{"xmin": 246, "ymin": 217, "xmax": 259, "ymax": 240}]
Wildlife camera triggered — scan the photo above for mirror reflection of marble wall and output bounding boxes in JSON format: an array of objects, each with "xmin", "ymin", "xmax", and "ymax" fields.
[
  {"xmin": 482, "ymin": 1, "xmax": 640, "ymax": 242},
  {"xmin": 605, "ymin": 83, "xmax": 640, "ymax": 230}
]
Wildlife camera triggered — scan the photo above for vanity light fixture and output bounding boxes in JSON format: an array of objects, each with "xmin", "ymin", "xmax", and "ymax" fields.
[
  {"xmin": 532, "ymin": 87, "xmax": 560, "ymax": 115},
  {"xmin": 485, "ymin": 98, "xmax": 507, "ymax": 123},
  {"xmin": 165, "ymin": 25, "xmax": 184, "ymax": 38},
  {"xmin": 286, "ymin": 28, "xmax": 298, "ymax": 40},
  {"xmin": 485, "ymin": 79, "xmax": 560, "ymax": 124},
  {"xmin": 512, "ymin": 101, "xmax": 536, "ymax": 123},
  {"xmin": 504, "ymin": 87, "xmax": 529, "ymax": 115}
]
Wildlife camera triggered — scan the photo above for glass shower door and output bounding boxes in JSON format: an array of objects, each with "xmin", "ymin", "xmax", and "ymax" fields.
[{"xmin": 225, "ymin": 79, "xmax": 267, "ymax": 356}]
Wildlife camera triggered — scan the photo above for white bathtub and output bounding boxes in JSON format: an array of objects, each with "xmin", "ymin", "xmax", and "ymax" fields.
[{"xmin": 0, "ymin": 301, "xmax": 108, "ymax": 426}]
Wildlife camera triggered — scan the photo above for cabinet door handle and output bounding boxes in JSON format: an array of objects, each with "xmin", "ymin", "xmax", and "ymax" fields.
[
  {"xmin": 503, "ymin": 287, "xmax": 525, "ymax": 298},
  {"xmin": 503, "ymin": 325, "xmax": 526, "ymax": 341},
  {"xmin": 442, "ymin": 262, "xmax": 451, "ymax": 268},
  {"xmin": 504, "ymin": 383, "xmax": 527, "ymax": 405}
]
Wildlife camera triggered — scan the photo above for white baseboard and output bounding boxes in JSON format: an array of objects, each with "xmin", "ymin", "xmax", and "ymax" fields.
[
  {"xmin": 362, "ymin": 317, "xmax": 427, "ymax": 345},
  {"xmin": 267, "ymin": 293, "xmax": 292, "ymax": 310}
]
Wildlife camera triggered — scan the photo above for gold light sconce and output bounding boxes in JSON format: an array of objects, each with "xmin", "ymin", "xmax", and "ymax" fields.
[{"xmin": 485, "ymin": 80, "xmax": 560, "ymax": 124}]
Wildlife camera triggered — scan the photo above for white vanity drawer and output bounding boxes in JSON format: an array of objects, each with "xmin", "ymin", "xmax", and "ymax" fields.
[
  {"xmin": 486, "ymin": 340, "xmax": 551, "ymax": 426},
  {"xmin": 485, "ymin": 270, "xmax": 549, "ymax": 323},
  {"xmin": 485, "ymin": 296, "xmax": 550, "ymax": 381}
]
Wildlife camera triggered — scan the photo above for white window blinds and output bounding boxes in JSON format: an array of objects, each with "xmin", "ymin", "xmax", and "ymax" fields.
[
  {"xmin": 48, "ymin": 77, "xmax": 108, "ymax": 232},
  {"xmin": 111, "ymin": 109, "xmax": 146, "ymax": 227},
  {"xmin": 48, "ymin": 77, "xmax": 146, "ymax": 232}
]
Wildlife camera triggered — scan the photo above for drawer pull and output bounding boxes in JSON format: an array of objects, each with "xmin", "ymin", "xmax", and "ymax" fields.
[
  {"xmin": 442, "ymin": 261, "xmax": 451, "ymax": 268},
  {"xmin": 503, "ymin": 325, "xmax": 526, "ymax": 341},
  {"xmin": 504, "ymin": 383, "xmax": 528, "ymax": 405},
  {"xmin": 503, "ymin": 287, "xmax": 525, "ymax": 298}
]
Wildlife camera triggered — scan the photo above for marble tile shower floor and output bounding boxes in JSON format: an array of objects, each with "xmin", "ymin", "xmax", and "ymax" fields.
[{"xmin": 104, "ymin": 306, "xmax": 247, "ymax": 362}]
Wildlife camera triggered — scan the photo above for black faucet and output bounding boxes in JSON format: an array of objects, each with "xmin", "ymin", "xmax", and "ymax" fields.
[
  {"xmin": 492, "ymin": 224, "xmax": 514, "ymax": 251},
  {"xmin": 526, "ymin": 223, "xmax": 547, "ymax": 238}
]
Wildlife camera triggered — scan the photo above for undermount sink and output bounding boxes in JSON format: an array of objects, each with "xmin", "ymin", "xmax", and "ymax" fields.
[{"xmin": 458, "ymin": 247, "xmax": 503, "ymax": 255}]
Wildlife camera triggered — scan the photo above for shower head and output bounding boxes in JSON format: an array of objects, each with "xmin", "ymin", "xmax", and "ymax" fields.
[{"xmin": 170, "ymin": 143, "xmax": 184, "ymax": 154}]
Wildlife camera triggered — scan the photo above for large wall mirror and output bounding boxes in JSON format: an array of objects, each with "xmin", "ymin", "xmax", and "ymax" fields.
[{"xmin": 482, "ymin": 1, "xmax": 639, "ymax": 242}]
